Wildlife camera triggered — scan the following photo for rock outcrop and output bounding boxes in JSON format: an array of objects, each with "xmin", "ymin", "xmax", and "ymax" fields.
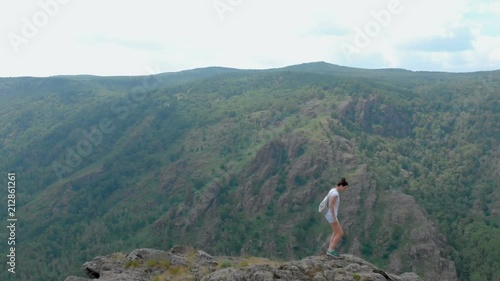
[
  {"xmin": 340, "ymin": 173, "xmax": 457, "ymax": 281},
  {"xmin": 338, "ymin": 96, "xmax": 413, "ymax": 138},
  {"xmin": 65, "ymin": 246, "xmax": 423, "ymax": 281}
]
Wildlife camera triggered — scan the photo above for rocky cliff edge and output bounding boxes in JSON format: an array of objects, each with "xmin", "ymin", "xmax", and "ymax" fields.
[{"xmin": 64, "ymin": 245, "xmax": 423, "ymax": 281}]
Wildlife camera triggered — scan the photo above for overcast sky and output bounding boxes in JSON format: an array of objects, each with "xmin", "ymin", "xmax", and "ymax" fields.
[{"xmin": 1, "ymin": 0, "xmax": 499, "ymax": 77}]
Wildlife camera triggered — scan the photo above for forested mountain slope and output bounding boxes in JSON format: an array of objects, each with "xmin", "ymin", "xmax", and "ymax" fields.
[{"xmin": 0, "ymin": 62, "xmax": 498, "ymax": 281}]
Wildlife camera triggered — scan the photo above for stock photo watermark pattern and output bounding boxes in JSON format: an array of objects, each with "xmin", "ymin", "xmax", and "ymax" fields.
[
  {"xmin": 213, "ymin": 0, "xmax": 244, "ymax": 20},
  {"xmin": 341, "ymin": 0, "xmax": 406, "ymax": 61},
  {"xmin": 7, "ymin": 0, "xmax": 72, "ymax": 53},
  {"xmin": 6, "ymin": 173, "xmax": 17, "ymax": 274}
]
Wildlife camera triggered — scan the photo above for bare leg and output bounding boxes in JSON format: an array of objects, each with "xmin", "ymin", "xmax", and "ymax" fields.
[
  {"xmin": 328, "ymin": 223, "xmax": 336, "ymax": 250},
  {"xmin": 329, "ymin": 221, "xmax": 344, "ymax": 250}
]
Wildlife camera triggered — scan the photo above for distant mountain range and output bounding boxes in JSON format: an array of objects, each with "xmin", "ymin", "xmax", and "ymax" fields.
[{"xmin": 0, "ymin": 62, "xmax": 498, "ymax": 281}]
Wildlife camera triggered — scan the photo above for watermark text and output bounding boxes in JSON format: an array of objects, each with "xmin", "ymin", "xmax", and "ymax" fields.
[
  {"xmin": 6, "ymin": 173, "xmax": 17, "ymax": 274},
  {"xmin": 8, "ymin": 0, "xmax": 72, "ymax": 53}
]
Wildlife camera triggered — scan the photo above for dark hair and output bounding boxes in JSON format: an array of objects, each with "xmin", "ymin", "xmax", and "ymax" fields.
[{"xmin": 337, "ymin": 177, "xmax": 348, "ymax": 187}]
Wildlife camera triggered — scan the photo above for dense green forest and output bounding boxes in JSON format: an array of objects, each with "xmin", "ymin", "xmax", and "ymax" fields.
[{"xmin": 0, "ymin": 62, "xmax": 498, "ymax": 281}]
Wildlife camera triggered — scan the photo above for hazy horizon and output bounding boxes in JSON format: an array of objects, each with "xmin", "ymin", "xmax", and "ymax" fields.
[{"xmin": 2, "ymin": 61, "xmax": 500, "ymax": 79}]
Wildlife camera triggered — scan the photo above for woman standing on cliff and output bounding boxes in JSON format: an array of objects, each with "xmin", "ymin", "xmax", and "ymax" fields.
[{"xmin": 325, "ymin": 177, "xmax": 349, "ymax": 257}]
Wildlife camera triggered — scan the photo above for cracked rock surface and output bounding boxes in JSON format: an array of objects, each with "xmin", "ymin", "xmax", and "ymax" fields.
[{"xmin": 65, "ymin": 246, "xmax": 422, "ymax": 281}]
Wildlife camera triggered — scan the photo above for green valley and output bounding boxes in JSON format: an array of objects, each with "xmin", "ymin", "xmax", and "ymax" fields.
[{"xmin": 0, "ymin": 62, "xmax": 498, "ymax": 281}]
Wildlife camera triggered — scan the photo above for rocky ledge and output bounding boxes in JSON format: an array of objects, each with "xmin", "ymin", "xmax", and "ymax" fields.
[{"xmin": 65, "ymin": 246, "xmax": 422, "ymax": 281}]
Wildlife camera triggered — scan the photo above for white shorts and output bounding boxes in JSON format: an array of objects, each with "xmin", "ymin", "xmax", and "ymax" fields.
[{"xmin": 325, "ymin": 210, "xmax": 338, "ymax": 224}]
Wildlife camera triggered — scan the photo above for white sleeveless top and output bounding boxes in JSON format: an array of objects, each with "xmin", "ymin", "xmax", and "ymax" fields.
[{"xmin": 327, "ymin": 188, "xmax": 340, "ymax": 216}]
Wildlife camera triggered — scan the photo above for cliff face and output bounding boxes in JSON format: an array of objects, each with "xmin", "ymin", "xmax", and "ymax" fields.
[
  {"xmin": 155, "ymin": 130, "xmax": 457, "ymax": 280},
  {"xmin": 338, "ymin": 96, "xmax": 413, "ymax": 138},
  {"xmin": 65, "ymin": 246, "xmax": 423, "ymax": 281},
  {"xmin": 340, "ymin": 170, "xmax": 457, "ymax": 281}
]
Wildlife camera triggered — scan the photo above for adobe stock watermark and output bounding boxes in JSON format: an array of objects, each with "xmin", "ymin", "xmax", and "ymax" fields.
[
  {"xmin": 340, "ymin": 0, "xmax": 405, "ymax": 61},
  {"xmin": 213, "ymin": 0, "xmax": 244, "ymax": 21},
  {"xmin": 51, "ymin": 67, "xmax": 165, "ymax": 181},
  {"xmin": 7, "ymin": 0, "xmax": 72, "ymax": 53}
]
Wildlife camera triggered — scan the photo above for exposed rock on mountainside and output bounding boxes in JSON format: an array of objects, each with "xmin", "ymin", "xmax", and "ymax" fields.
[
  {"xmin": 383, "ymin": 191, "xmax": 457, "ymax": 281},
  {"xmin": 64, "ymin": 246, "xmax": 423, "ymax": 281},
  {"xmin": 340, "ymin": 169, "xmax": 457, "ymax": 281},
  {"xmin": 338, "ymin": 96, "xmax": 413, "ymax": 138},
  {"xmin": 153, "ymin": 129, "xmax": 457, "ymax": 280}
]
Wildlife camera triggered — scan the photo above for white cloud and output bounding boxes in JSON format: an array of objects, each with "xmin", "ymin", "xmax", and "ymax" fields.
[{"xmin": 0, "ymin": 0, "xmax": 498, "ymax": 76}]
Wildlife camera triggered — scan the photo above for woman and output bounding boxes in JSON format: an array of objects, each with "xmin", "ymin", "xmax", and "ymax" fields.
[{"xmin": 325, "ymin": 177, "xmax": 348, "ymax": 257}]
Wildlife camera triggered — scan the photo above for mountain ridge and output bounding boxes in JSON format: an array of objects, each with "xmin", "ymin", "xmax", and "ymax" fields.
[
  {"xmin": 3, "ymin": 61, "xmax": 499, "ymax": 80},
  {"xmin": 0, "ymin": 63, "xmax": 498, "ymax": 281}
]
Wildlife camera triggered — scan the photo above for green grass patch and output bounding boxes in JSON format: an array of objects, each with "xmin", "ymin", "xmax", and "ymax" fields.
[{"xmin": 124, "ymin": 260, "xmax": 141, "ymax": 268}]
